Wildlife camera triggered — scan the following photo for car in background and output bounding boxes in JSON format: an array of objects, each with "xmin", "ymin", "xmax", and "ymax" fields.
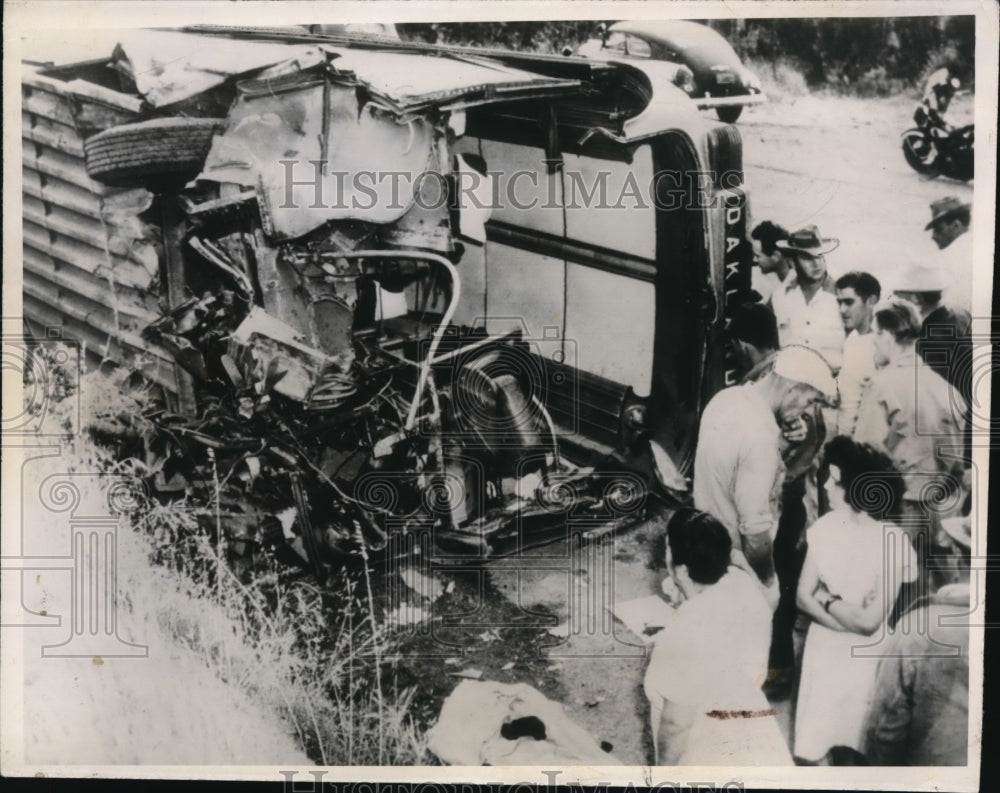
[
  {"xmin": 306, "ymin": 23, "xmax": 400, "ymax": 39},
  {"xmin": 577, "ymin": 20, "xmax": 764, "ymax": 123},
  {"xmin": 24, "ymin": 26, "xmax": 754, "ymax": 564}
]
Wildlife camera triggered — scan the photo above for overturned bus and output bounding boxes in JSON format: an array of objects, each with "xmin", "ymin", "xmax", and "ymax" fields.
[{"xmin": 21, "ymin": 26, "xmax": 753, "ymax": 574}]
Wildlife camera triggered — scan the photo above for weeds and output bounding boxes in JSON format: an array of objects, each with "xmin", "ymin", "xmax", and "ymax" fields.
[
  {"xmin": 120, "ymin": 473, "xmax": 428, "ymax": 765},
  {"xmin": 58, "ymin": 360, "xmax": 427, "ymax": 765},
  {"xmin": 743, "ymin": 57, "xmax": 810, "ymax": 102}
]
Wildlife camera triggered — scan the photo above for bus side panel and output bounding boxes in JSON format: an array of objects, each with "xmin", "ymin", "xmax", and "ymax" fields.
[
  {"xmin": 562, "ymin": 147, "xmax": 656, "ymax": 261},
  {"xmin": 564, "ymin": 264, "xmax": 655, "ymax": 396},
  {"xmin": 484, "ymin": 242, "xmax": 564, "ymax": 361}
]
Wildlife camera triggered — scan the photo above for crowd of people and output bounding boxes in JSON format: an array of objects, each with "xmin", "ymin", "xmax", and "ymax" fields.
[{"xmin": 643, "ymin": 196, "xmax": 975, "ymax": 766}]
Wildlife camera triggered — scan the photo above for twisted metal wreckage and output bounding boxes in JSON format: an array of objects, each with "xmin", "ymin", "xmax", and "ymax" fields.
[{"xmin": 24, "ymin": 27, "xmax": 751, "ymax": 578}]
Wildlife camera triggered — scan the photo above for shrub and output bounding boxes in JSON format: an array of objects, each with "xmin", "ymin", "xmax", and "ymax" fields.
[{"xmin": 743, "ymin": 57, "xmax": 809, "ymax": 101}]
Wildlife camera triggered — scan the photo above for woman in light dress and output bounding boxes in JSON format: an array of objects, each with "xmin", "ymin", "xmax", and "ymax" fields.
[{"xmin": 794, "ymin": 436, "xmax": 916, "ymax": 762}]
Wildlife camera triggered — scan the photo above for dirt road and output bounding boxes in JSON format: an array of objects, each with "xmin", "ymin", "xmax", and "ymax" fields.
[{"xmin": 743, "ymin": 91, "xmax": 975, "ymax": 298}]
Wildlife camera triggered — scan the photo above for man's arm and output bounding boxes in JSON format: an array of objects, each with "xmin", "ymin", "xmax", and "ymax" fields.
[
  {"xmin": 796, "ymin": 551, "xmax": 846, "ymax": 632},
  {"xmin": 741, "ymin": 530, "xmax": 776, "ymax": 587},
  {"xmin": 837, "ymin": 343, "xmax": 873, "ymax": 438},
  {"xmin": 655, "ymin": 699, "xmax": 697, "ymax": 766},
  {"xmin": 733, "ymin": 431, "xmax": 783, "ymax": 587},
  {"xmin": 852, "ymin": 380, "xmax": 889, "ymax": 450}
]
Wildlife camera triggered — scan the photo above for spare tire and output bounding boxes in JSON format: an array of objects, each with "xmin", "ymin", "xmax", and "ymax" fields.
[
  {"xmin": 84, "ymin": 117, "xmax": 225, "ymax": 189},
  {"xmin": 716, "ymin": 104, "xmax": 743, "ymax": 124}
]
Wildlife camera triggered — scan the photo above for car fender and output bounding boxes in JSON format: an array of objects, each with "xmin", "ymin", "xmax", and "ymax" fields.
[{"xmin": 576, "ymin": 60, "xmax": 703, "ymax": 145}]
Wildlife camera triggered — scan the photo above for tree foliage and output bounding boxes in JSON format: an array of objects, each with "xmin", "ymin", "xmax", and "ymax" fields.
[
  {"xmin": 705, "ymin": 16, "xmax": 975, "ymax": 88},
  {"xmin": 399, "ymin": 16, "xmax": 976, "ymax": 91}
]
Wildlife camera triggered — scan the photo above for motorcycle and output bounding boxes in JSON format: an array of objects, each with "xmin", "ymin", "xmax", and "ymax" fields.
[{"xmin": 901, "ymin": 122, "xmax": 974, "ymax": 181}]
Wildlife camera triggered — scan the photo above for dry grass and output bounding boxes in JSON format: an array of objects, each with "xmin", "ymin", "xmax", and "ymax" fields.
[
  {"xmin": 128, "ymin": 507, "xmax": 429, "ymax": 765},
  {"xmin": 744, "ymin": 57, "xmax": 811, "ymax": 103},
  {"xmin": 25, "ymin": 358, "xmax": 426, "ymax": 765}
]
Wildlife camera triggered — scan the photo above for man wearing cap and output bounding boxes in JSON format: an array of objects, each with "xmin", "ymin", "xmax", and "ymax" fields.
[
  {"xmin": 835, "ymin": 271, "xmax": 882, "ymax": 437},
  {"xmin": 861, "ymin": 515, "xmax": 971, "ymax": 766},
  {"xmin": 694, "ymin": 345, "xmax": 837, "ymax": 611},
  {"xmin": 771, "ymin": 225, "xmax": 846, "ymax": 374},
  {"xmin": 925, "ymin": 196, "xmax": 972, "ymax": 314},
  {"xmin": 730, "ymin": 305, "xmax": 828, "ymax": 695},
  {"xmin": 892, "ymin": 258, "xmax": 971, "ymax": 406}
]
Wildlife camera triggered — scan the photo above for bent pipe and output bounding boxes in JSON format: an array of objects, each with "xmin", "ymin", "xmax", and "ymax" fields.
[{"xmin": 336, "ymin": 250, "xmax": 460, "ymax": 430}]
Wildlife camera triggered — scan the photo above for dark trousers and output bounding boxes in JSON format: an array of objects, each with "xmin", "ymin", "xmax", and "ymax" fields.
[
  {"xmin": 889, "ymin": 499, "xmax": 948, "ymax": 626},
  {"xmin": 769, "ymin": 475, "xmax": 808, "ymax": 670}
]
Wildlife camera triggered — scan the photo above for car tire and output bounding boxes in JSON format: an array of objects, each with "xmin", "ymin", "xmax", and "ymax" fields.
[
  {"xmin": 716, "ymin": 105, "xmax": 743, "ymax": 124},
  {"xmin": 84, "ymin": 118, "xmax": 226, "ymax": 189}
]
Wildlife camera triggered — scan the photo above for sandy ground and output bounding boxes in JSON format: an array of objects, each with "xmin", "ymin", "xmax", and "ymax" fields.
[
  {"xmin": 9, "ymin": 446, "xmax": 312, "ymax": 768},
  {"xmin": 741, "ymin": 91, "xmax": 976, "ymax": 300}
]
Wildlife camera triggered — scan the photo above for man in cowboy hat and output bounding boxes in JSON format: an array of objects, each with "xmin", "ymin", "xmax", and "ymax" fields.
[
  {"xmin": 893, "ymin": 257, "xmax": 971, "ymax": 404},
  {"xmin": 925, "ymin": 196, "xmax": 972, "ymax": 313},
  {"xmin": 694, "ymin": 344, "xmax": 838, "ymax": 613},
  {"xmin": 771, "ymin": 225, "xmax": 845, "ymax": 374}
]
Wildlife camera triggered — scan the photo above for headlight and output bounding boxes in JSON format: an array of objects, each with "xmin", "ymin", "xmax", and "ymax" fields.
[
  {"xmin": 674, "ymin": 65, "xmax": 695, "ymax": 93},
  {"xmin": 743, "ymin": 69, "xmax": 762, "ymax": 92}
]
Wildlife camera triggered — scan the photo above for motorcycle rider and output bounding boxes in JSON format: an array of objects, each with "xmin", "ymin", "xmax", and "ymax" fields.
[
  {"xmin": 912, "ymin": 65, "xmax": 964, "ymax": 168},
  {"xmin": 914, "ymin": 65, "xmax": 961, "ymax": 133}
]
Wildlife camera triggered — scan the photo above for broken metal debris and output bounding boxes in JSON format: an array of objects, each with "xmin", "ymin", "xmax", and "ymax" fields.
[{"xmin": 72, "ymin": 29, "xmax": 657, "ymax": 583}]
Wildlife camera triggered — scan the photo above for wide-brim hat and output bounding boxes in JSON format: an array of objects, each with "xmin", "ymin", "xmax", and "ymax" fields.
[
  {"xmin": 894, "ymin": 260, "xmax": 947, "ymax": 293},
  {"xmin": 925, "ymin": 196, "xmax": 971, "ymax": 230},
  {"xmin": 775, "ymin": 224, "xmax": 840, "ymax": 256}
]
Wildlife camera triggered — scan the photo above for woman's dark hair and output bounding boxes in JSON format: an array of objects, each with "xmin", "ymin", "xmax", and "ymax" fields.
[
  {"xmin": 820, "ymin": 435, "xmax": 905, "ymax": 520},
  {"xmin": 751, "ymin": 220, "xmax": 790, "ymax": 256},
  {"xmin": 665, "ymin": 509, "xmax": 732, "ymax": 585}
]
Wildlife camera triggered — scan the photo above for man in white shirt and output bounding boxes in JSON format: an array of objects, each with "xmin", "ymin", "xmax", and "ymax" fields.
[
  {"xmin": 771, "ymin": 225, "xmax": 846, "ymax": 374},
  {"xmin": 925, "ymin": 197, "xmax": 972, "ymax": 314},
  {"xmin": 834, "ymin": 271, "xmax": 881, "ymax": 437},
  {"xmin": 694, "ymin": 345, "xmax": 838, "ymax": 610},
  {"xmin": 750, "ymin": 221, "xmax": 793, "ymax": 304},
  {"xmin": 644, "ymin": 510, "xmax": 793, "ymax": 766}
]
